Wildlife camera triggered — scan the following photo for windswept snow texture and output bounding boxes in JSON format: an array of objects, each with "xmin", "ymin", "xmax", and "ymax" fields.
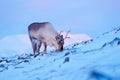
[{"xmin": 0, "ymin": 28, "xmax": 120, "ymax": 80}]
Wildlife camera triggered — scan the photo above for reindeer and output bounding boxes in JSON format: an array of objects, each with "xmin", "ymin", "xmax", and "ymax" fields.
[{"xmin": 28, "ymin": 22, "xmax": 64, "ymax": 57}]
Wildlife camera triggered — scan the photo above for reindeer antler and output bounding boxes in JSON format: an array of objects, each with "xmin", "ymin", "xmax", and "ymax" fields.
[
  {"xmin": 59, "ymin": 31, "xmax": 63, "ymax": 35},
  {"xmin": 64, "ymin": 30, "xmax": 70, "ymax": 39}
]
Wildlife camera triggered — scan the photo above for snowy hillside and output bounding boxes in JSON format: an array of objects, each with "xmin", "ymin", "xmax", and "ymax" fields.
[
  {"xmin": 0, "ymin": 34, "xmax": 31, "ymax": 57},
  {"xmin": 0, "ymin": 27, "xmax": 120, "ymax": 80},
  {"xmin": 0, "ymin": 33, "xmax": 91, "ymax": 57}
]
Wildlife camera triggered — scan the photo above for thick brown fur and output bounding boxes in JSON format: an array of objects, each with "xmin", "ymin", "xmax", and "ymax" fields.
[{"xmin": 28, "ymin": 22, "xmax": 64, "ymax": 57}]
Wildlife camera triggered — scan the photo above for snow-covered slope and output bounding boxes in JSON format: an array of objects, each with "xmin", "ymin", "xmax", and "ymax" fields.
[
  {"xmin": 0, "ymin": 34, "xmax": 31, "ymax": 56},
  {"xmin": 0, "ymin": 27, "xmax": 120, "ymax": 80},
  {"xmin": 0, "ymin": 33, "xmax": 91, "ymax": 57}
]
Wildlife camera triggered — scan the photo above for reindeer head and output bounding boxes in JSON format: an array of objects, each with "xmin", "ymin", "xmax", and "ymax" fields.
[
  {"xmin": 55, "ymin": 30, "xmax": 70, "ymax": 51},
  {"xmin": 55, "ymin": 34, "xmax": 64, "ymax": 51}
]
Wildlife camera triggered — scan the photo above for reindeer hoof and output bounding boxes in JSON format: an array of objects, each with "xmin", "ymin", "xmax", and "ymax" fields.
[{"xmin": 34, "ymin": 53, "xmax": 40, "ymax": 58}]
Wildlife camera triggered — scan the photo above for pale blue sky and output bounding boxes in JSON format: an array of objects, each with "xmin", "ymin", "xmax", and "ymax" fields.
[{"xmin": 0, "ymin": 0, "xmax": 120, "ymax": 39}]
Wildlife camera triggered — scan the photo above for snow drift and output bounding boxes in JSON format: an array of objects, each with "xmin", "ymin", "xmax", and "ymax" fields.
[{"xmin": 0, "ymin": 27, "xmax": 120, "ymax": 80}]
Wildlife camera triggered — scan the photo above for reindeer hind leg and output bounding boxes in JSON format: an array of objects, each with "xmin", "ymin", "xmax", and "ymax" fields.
[
  {"xmin": 30, "ymin": 38, "xmax": 37, "ymax": 56},
  {"xmin": 37, "ymin": 41, "xmax": 42, "ymax": 55},
  {"xmin": 32, "ymin": 42, "xmax": 37, "ymax": 55}
]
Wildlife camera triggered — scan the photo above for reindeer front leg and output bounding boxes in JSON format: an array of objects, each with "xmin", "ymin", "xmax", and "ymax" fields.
[{"xmin": 43, "ymin": 42, "xmax": 47, "ymax": 53}]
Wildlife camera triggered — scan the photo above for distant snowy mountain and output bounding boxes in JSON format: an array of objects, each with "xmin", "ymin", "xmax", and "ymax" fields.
[
  {"xmin": 0, "ymin": 33, "xmax": 91, "ymax": 57},
  {"xmin": 0, "ymin": 27, "xmax": 120, "ymax": 80},
  {"xmin": 59, "ymin": 32, "xmax": 92, "ymax": 46}
]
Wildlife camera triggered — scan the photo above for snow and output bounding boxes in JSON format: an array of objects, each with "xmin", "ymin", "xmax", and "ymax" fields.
[
  {"xmin": 0, "ymin": 28, "xmax": 120, "ymax": 80},
  {"xmin": 0, "ymin": 32, "xmax": 91, "ymax": 57},
  {"xmin": 0, "ymin": 34, "xmax": 31, "ymax": 56}
]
